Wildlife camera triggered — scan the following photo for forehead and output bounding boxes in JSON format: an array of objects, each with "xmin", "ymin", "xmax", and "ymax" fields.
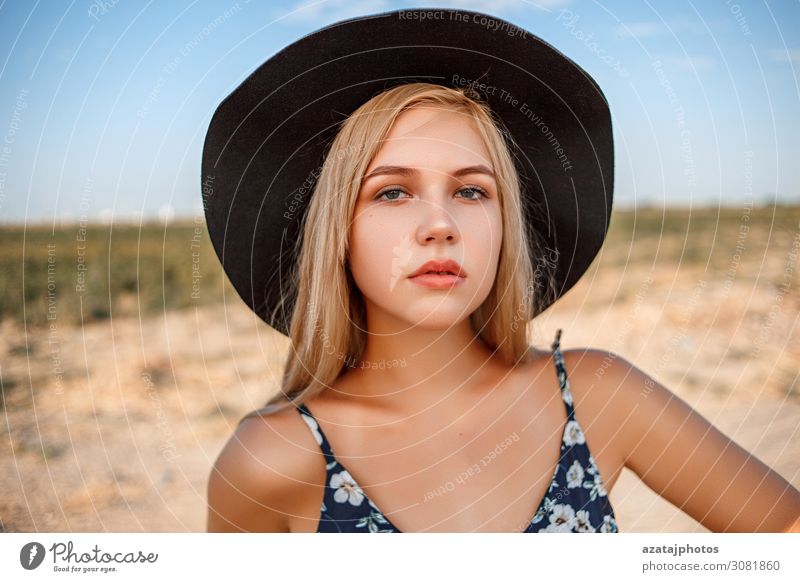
[{"xmin": 368, "ymin": 105, "xmax": 492, "ymax": 169}]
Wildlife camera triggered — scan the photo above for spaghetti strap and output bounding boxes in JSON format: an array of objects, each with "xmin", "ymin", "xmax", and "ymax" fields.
[
  {"xmin": 551, "ymin": 327, "xmax": 563, "ymax": 352},
  {"xmin": 550, "ymin": 328, "xmax": 575, "ymax": 418},
  {"xmin": 296, "ymin": 402, "xmax": 338, "ymax": 465}
]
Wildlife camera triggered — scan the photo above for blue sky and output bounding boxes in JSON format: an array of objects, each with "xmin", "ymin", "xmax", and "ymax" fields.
[{"xmin": 0, "ymin": 0, "xmax": 798, "ymax": 224}]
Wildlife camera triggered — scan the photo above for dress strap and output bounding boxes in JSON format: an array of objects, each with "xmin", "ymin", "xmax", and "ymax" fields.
[
  {"xmin": 550, "ymin": 328, "xmax": 576, "ymax": 420},
  {"xmin": 296, "ymin": 403, "xmax": 337, "ymax": 464}
]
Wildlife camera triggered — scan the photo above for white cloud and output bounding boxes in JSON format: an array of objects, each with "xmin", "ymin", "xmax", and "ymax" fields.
[
  {"xmin": 281, "ymin": 0, "xmax": 569, "ymax": 23},
  {"xmin": 613, "ymin": 21, "xmax": 664, "ymax": 40},
  {"xmin": 613, "ymin": 19, "xmax": 708, "ymax": 40},
  {"xmin": 55, "ymin": 47, "xmax": 75, "ymax": 63},
  {"xmin": 59, "ymin": 212, "xmax": 75, "ymax": 227},
  {"xmin": 158, "ymin": 204, "xmax": 175, "ymax": 225},
  {"xmin": 767, "ymin": 49, "xmax": 800, "ymax": 63},
  {"xmin": 281, "ymin": 0, "xmax": 391, "ymax": 22},
  {"xmin": 657, "ymin": 54, "xmax": 715, "ymax": 73},
  {"xmin": 98, "ymin": 208, "xmax": 115, "ymax": 225},
  {"xmin": 408, "ymin": 0, "xmax": 571, "ymax": 10}
]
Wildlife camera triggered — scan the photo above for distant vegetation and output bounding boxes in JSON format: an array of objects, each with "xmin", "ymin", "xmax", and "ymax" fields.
[
  {"xmin": 0, "ymin": 219, "xmax": 230, "ymax": 325},
  {"xmin": 0, "ymin": 204, "xmax": 797, "ymax": 326},
  {"xmin": 603, "ymin": 203, "xmax": 799, "ymax": 270}
]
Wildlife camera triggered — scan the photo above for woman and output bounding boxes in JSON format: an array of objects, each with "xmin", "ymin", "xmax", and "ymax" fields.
[{"xmin": 202, "ymin": 8, "xmax": 800, "ymax": 533}]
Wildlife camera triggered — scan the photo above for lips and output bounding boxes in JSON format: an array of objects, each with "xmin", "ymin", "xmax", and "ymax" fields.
[{"xmin": 409, "ymin": 258, "xmax": 465, "ymax": 278}]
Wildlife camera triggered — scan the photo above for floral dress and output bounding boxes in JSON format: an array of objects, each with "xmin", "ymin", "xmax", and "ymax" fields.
[{"xmin": 296, "ymin": 328, "xmax": 619, "ymax": 533}]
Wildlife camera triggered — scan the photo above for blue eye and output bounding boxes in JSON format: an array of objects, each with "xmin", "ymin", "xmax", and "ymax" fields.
[
  {"xmin": 375, "ymin": 188, "xmax": 409, "ymax": 201},
  {"xmin": 374, "ymin": 186, "xmax": 489, "ymax": 202},
  {"xmin": 457, "ymin": 186, "xmax": 489, "ymax": 200}
]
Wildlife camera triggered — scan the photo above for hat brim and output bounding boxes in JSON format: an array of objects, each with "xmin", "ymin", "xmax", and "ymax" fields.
[{"xmin": 202, "ymin": 8, "xmax": 613, "ymax": 336}]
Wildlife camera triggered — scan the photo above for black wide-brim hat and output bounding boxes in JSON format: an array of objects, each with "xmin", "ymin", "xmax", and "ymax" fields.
[{"xmin": 202, "ymin": 7, "xmax": 613, "ymax": 337}]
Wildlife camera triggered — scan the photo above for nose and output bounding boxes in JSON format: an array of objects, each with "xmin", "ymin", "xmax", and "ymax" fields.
[{"xmin": 415, "ymin": 197, "xmax": 459, "ymax": 245}]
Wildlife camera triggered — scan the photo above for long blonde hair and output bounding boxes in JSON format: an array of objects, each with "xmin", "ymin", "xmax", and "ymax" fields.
[{"xmin": 239, "ymin": 82, "xmax": 556, "ymax": 422}]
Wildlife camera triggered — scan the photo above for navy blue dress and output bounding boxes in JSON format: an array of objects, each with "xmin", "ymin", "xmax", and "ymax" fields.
[{"xmin": 296, "ymin": 328, "xmax": 619, "ymax": 533}]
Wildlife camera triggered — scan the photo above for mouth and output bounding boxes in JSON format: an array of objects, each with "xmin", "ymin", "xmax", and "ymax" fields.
[
  {"xmin": 408, "ymin": 258, "xmax": 466, "ymax": 279},
  {"xmin": 408, "ymin": 258, "xmax": 466, "ymax": 290},
  {"xmin": 408, "ymin": 272, "xmax": 466, "ymax": 289}
]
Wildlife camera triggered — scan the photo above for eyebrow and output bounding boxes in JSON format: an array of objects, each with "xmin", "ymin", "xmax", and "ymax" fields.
[{"xmin": 362, "ymin": 164, "xmax": 495, "ymax": 181}]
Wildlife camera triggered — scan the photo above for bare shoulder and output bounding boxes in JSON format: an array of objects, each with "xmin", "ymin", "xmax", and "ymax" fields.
[
  {"xmin": 559, "ymin": 346, "xmax": 680, "ymax": 459},
  {"xmin": 557, "ymin": 347, "xmax": 643, "ymax": 474},
  {"xmin": 206, "ymin": 404, "xmax": 323, "ymax": 532},
  {"xmin": 559, "ymin": 346, "xmax": 639, "ymax": 402},
  {"xmin": 559, "ymin": 347, "xmax": 644, "ymax": 433}
]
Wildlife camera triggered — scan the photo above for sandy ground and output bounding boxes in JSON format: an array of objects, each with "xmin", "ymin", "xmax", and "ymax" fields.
[{"xmin": 1, "ymin": 261, "xmax": 798, "ymax": 533}]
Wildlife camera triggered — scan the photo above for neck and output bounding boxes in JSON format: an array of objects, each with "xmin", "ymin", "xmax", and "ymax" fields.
[{"xmin": 336, "ymin": 311, "xmax": 508, "ymax": 416}]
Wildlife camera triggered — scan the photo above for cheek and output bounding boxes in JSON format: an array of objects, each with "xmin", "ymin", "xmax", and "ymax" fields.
[
  {"xmin": 349, "ymin": 212, "xmax": 410, "ymax": 294},
  {"xmin": 465, "ymin": 208, "xmax": 503, "ymax": 274}
]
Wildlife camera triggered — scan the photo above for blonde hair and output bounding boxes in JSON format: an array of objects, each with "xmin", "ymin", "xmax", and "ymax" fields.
[{"xmin": 239, "ymin": 82, "xmax": 556, "ymax": 422}]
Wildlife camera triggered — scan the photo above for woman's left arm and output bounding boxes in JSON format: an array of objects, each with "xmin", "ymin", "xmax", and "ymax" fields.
[{"xmin": 593, "ymin": 350, "xmax": 800, "ymax": 532}]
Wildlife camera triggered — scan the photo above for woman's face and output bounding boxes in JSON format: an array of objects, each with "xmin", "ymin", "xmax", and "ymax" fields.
[{"xmin": 349, "ymin": 104, "xmax": 503, "ymax": 332}]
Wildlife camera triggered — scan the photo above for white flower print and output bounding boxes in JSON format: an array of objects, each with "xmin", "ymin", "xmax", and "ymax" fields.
[
  {"xmin": 566, "ymin": 459, "xmax": 585, "ymax": 488},
  {"xmin": 357, "ymin": 514, "xmax": 393, "ymax": 533},
  {"xmin": 542, "ymin": 503, "xmax": 575, "ymax": 532},
  {"xmin": 563, "ymin": 420, "xmax": 586, "ymax": 447},
  {"xmin": 300, "ymin": 413, "xmax": 323, "ymax": 446},
  {"xmin": 574, "ymin": 509, "xmax": 596, "ymax": 532},
  {"xmin": 330, "ymin": 470, "xmax": 365, "ymax": 506},
  {"xmin": 357, "ymin": 502, "xmax": 393, "ymax": 533},
  {"xmin": 561, "ymin": 378, "xmax": 574, "ymax": 407},
  {"xmin": 531, "ymin": 505, "xmax": 546, "ymax": 525},
  {"xmin": 531, "ymin": 495, "xmax": 554, "ymax": 525},
  {"xmin": 600, "ymin": 514, "xmax": 617, "ymax": 533},
  {"xmin": 542, "ymin": 521, "xmax": 573, "ymax": 533},
  {"xmin": 585, "ymin": 455, "xmax": 608, "ymax": 498}
]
